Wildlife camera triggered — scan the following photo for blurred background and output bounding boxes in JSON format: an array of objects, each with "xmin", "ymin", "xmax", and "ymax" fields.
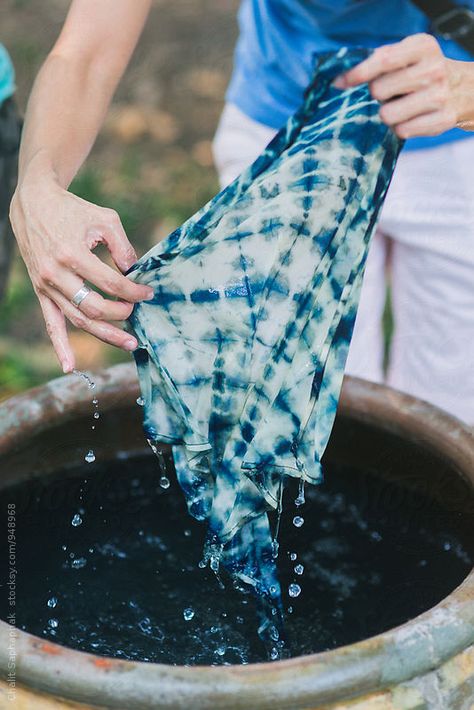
[{"xmin": 0, "ymin": 0, "xmax": 239, "ymax": 398}]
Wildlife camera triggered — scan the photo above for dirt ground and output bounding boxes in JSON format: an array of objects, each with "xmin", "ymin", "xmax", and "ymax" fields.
[{"xmin": 1, "ymin": 0, "xmax": 239, "ymax": 145}]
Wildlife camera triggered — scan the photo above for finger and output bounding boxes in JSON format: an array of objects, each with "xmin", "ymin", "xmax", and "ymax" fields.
[
  {"xmin": 394, "ymin": 108, "xmax": 457, "ymax": 139},
  {"xmin": 92, "ymin": 211, "xmax": 138, "ymax": 273},
  {"xmin": 75, "ymin": 250, "xmax": 154, "ymax": 303},
  {"xmin": 369, "ymin": 60, "xmax": 446, "ymax": 102},
  {"xmin": 40, "ymin": 267, "xmax": 134, "ymax": 322},
  {"xmin": 379, "ymin": 87, "xmax": 449, "ymax": 127},
  {"xmin": 47, "ymin": 286, "xmax": 139, "ymax": 352},
  {"xmin": 38, "ymin": 293, "xmax": 75, "ymax": 372},
  {"xmin": 335, "ymin": 34, "xmax": 439, "ymax": 88}
]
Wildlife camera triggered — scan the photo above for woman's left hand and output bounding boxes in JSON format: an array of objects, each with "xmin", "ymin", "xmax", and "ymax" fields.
[{"xmin": 334, "ymin": 33, "xmax": 474, "ymax": 139}]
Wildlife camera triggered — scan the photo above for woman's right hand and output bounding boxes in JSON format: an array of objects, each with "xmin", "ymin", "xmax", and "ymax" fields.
[{"xmin": 10, "ymin": 162, "xmax": 154, "ymax": 373}]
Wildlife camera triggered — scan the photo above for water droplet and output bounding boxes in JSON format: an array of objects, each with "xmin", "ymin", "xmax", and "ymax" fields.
[
  {"xmin": 236, "ymin": 616, "xmax": 244, "ymax": 624},
  {"xmin": 61, "ymin": 545, "xmax": 67, "ymax": 551},
  {"xmin": 287, "ymin": 606, "xmax": 293, "ymax": 614},
  {"xmin": 295, "ymin": 478, "xmax": 305, "ymax": 507},
  {"xmin": 47, "ymin": 596, "xmax": 57, "ymax": 608},
  {"xmin": 93, "ymin": 412, "xmax": 100, "ymax": 420},
  {"xmin": 271, "ymin": 539, "xmax": 279, "ymax": 559},
  {"xmin": 183, "ymin": 607, "xmax": 195, "ymax": 621},
  {"xmin": 288, "ymin": 583, "xmax": 301, "ymax": 598},
  {"xmin": 210, "ymin": 556, "xmax": 219, "ymax": 573},
  {"xmin": 269, "ymin": 625, "xmax": 279, "ymax": 642},
  {"xmin": 72, "ymin": 369, "xmax": 95, "ymax": 389},
  {"xmin": 294, "ymin": 564, "xmax": 304, "ymax": 575},
  {"xmin": 92, "ymin": 398, "xmax": 98, "ymax": 405},
  {"xmin": 198, "ymin": 560, "xmax": 207, "ymax": 569},
  {"xmin": 215, "ymin": 645, "xmax": 226, "ymax": 656},
  {"xmin": 71, "ymin": 514, "xmax": 82, "ymax": 527},
  {"xmin": 270, "ymin": 647, "xmax": 279, "ymax": 660},
  {"xmin": 84, "ymin": 450, "xmax": 95, "ymax": 464},
  {"xmin": 48, "ymin": 618, "xmax": 59, "ymax": 628},
  {"xmin": 71, "ymin": 557, "xmax": 87, "ymax": 569},
  {"xmin": 159, "ymin": 476, "xmax": 170, "ymax": 490},
  {"xmin": 210, "ymin": 626, "xmax": 219, "ymax": 634},
  {"xmin": 269, "ymin": 585, "xmax": 277, "ymax": 595},
  {"xmin": 443, "ymin": 541, "xmax": 452, "ymax": 551},
  {"xmin": 184, "ymin": 529, "xmax": 191, "ymax": 537},
  {"xmin": 293, "ymin": 516, "xmax": 304, "ymax": 528},
  {"xmin": 289, "ymin": 552, "xmax": 297, "ymax": 561},
  {"xmin": 91, "ymin": 425, "xmax": 95, "ymax": 430},
  {"xmin": 136, "ymin": 396, "xmax": 145, "ymax": 406}
]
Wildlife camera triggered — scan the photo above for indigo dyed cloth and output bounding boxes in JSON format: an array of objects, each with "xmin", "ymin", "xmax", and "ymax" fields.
[{"xmin": 125, "ymin": 47, "xmax": 402, "ymax": 614}]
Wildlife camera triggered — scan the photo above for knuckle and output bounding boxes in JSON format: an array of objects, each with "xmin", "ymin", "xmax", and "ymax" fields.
[
  {"xmin": 124, "ymin": 244, "xmax": 137, "ymax": 260},
  {"xmin": 419, "ymin": 33, "xmax": 438, "ymax": 50},
  {"xmin": 430, "ymin": 61, "xmax": 447, "ymax": 83},
  {"xmin": 37, "ymin": 263, "xmax": 55, "ymax": 283},
  {"xmin": 69, "ymin": 311, "xmax": 89, "ymax": 330},
  {"xmin": 103, "ymin": 207, "xmax": 121, "ymax": 226},
  {"xmin": 56, "ymin": 247, "xmax": 72, "ymax": 266},
  {"xmin": 376, "ymin": 46, "xmax": 394, "ymax": 71},
  {"xmin": 83, "ymin": 303, "xmax": 102, "ymax": 319},
  {"xmin": 103, "ymin": 274, "xmax": 121, "ymax": 293}
]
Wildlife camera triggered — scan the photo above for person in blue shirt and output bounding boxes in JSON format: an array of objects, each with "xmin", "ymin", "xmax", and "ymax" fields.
[
  {"xmin": 0, "ymin": 43, "xmax": 20, "ymax": 301},
  {"xmin": 212, "ymin": 1, "xmax": 474, "ymax": 424},
  {"xmin": 8, "ymin": 0, "xmax": 474, "ymax": 424}
]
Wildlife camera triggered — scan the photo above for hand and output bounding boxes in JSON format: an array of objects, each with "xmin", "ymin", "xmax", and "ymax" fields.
[
  {"xmin": 10, "ymin": 163, "xmax": 154, "ymax": 373},
  {"xmin": 333, "ymin": 33, "xmax": 469, "ymax": 139}
]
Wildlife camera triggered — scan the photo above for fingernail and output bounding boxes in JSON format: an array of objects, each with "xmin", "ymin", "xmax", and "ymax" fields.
[
  {"xmin": 62, "ymin": 361, "xmax": 71, "ymax": 373},
  {"xmin": 125, "ymin": 339, "xmax": 138, "ymax": 351},
  {"xmin": 144, "ymin": 289, "xmax": 154, "ymax": 300}
]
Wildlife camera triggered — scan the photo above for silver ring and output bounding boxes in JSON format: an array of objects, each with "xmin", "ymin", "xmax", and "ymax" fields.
[{"xmin": 71, "ymin": 285, "xmax": 92, "ymax": 308}]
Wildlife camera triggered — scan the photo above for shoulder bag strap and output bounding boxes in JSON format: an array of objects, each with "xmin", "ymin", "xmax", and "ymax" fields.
[{"xmin": 411, "ymin": 0, "xmax": 474, "ymax": 55}]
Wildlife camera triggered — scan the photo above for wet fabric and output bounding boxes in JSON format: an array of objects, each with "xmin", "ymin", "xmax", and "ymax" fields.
[{"xmin": 125, "ymin": 48, "xmax": 402, "ymax": 623}]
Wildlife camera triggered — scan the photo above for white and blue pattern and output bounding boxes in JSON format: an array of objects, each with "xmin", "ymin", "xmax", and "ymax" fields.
[{"xmin": 125, "ymin": 48, "xmax": 402, "ymax": 626}]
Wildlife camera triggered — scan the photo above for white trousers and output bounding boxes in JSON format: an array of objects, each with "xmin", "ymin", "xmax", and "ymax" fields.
[{"xmin": 212, "ymin": 102, "xmax": 474, "ymax": 424}]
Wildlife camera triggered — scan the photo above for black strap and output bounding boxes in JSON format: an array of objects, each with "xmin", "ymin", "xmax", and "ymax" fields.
[{"xmin": 411, "ymin": 0, "xmax": 474, "ymax": 55}]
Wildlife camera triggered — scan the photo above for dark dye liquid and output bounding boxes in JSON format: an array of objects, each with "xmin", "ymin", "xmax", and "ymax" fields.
[{"xmin": 1, "ymin": 453, "xmax": 472, "ymax": 665}]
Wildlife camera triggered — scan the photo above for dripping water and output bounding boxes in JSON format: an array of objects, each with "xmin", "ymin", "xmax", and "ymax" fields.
[{"xmin": 146, "ymin": 438, "xmax": 171, "ymax": 490}]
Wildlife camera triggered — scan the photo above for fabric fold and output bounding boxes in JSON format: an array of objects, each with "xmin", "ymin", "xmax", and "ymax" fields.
[{"xmin": 125, "ymin": 47, "xmax": 403, "ymax": 627}]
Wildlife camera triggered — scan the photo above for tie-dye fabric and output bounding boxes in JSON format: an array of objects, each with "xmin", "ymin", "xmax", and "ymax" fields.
[{"xmin": 125, "ymin": 47, "xmax": 402, "ymax": 633}]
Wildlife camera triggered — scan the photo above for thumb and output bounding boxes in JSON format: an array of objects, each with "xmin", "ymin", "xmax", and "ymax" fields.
[{"xmin": 98, "ymin": 211, "xmax": 138, "ymax": 272}]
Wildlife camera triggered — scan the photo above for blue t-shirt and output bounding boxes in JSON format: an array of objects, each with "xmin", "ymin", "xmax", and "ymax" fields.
[
  {"xmin": 226, "ymin": 0, "xmax": 474, "ymax": 150},
  {"xmin": 0, "ymin": 44, "xmax": 15, "ymax": 105}
]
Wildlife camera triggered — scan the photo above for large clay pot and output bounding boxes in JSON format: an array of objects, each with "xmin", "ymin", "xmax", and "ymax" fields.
[{"xmin": 0, "ymin": 363, "xmax": 473, "ymax": 709}]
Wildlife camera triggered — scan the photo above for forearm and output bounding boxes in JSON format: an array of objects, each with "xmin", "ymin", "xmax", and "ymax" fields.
[{"xmin": 17, "ymin": 50, "xmax": 119, "ymax": 191}]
